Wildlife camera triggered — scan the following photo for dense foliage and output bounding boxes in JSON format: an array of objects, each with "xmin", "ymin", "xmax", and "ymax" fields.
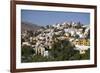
[{"xmin": 21, "ymin": 40, "xmax": 90, "ymax": 62}]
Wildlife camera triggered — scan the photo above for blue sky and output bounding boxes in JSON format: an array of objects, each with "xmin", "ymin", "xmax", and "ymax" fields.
[{"xmin": 21, "ymin": 9, "xmax": 90, "ymax": 26}]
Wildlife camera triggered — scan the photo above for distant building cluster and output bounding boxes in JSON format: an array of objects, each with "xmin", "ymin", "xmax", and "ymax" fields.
[{"xmin": 21, "ymin": 21, "xmax": 90, "ymax": 57}]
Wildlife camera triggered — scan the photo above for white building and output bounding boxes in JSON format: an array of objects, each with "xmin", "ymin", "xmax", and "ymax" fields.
[{"xmin": 74, "ymin": 45, "xmax": 90, "ymax": 54}]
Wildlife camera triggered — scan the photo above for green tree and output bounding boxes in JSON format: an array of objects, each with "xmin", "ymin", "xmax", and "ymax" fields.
[
  {"xmin": 50, "ymin": 39, "xmax": 78, "ymax": 61},
  {"xmin": 21, "ymin": 45, "xmax": 35, "ymax": 62},
  {"xmin": 80, "ymin": 49, "xmax": 90, "ymax": 60},
  {"xmin": 70, "ymin": 49, "xmax": 90, "ymax": 60}
]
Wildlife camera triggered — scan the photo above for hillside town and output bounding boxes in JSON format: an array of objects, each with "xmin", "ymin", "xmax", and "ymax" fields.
[{"xmin": 21, "ymin": 21, "xmax": 90, "ymax": 61}]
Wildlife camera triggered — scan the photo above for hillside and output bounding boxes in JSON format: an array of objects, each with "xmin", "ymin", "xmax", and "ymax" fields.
[{"xmin": 21, "ymin": 21, "xmax": 41, "ymax": 33}]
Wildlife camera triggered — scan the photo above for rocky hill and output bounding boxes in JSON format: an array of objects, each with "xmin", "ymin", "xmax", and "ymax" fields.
[{"xmin": 21, "ymin": 21, "xmax": 42, "ymax": 33}]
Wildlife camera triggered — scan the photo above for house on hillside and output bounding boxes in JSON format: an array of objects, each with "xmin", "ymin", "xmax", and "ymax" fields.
[{"xmin": 72, "ymin": 38, "xmax": 90, "ymax": 54}]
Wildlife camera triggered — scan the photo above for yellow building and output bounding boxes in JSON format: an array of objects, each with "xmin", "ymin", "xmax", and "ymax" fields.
[
  {"xmin": 73, "ymin": 38, "xmax": 90, "ymax": 46},
  {"xmin": 72, "ymin": 38, "xmax": 90, "ymax": 54}
]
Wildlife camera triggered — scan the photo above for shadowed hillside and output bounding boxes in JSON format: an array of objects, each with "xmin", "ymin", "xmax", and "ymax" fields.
[{"xmin": 21, "ymin": 21, "xmax": 42, "ymax": 33}]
